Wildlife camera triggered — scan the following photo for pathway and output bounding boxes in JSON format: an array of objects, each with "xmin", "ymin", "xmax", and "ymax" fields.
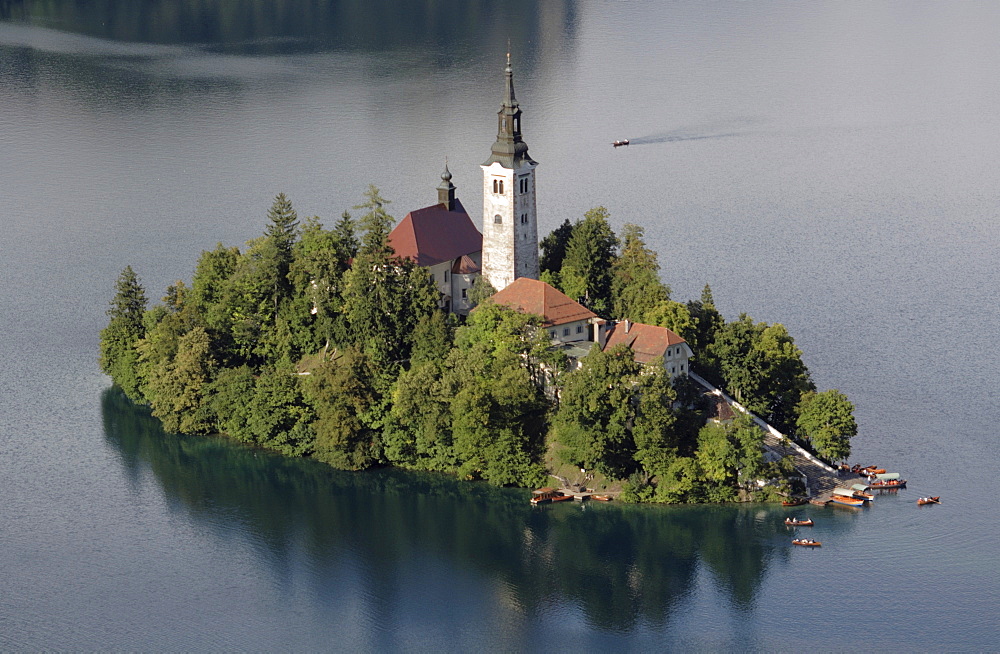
[{"xmin": 687, "ymin": 372, "xmax": 863, "ymax": 501}]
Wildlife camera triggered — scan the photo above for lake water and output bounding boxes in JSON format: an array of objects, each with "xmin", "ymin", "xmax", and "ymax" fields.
[{"xmin": 2, "ymin": 1, "xmax": 999, "ymax": 649}]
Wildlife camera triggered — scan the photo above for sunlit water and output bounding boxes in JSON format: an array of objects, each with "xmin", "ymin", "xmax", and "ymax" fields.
[{"xmin": 2, "ymin": 1, "xmax": 998, "ymax": 649}]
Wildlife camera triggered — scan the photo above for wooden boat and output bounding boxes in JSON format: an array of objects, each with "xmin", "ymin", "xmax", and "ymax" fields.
[
  {"xmin": 530, "ymin": 487, "xmax": 562, "ymax": 505},
  {"xmin": 590, "ymin": 495, "xmax": 613, "ymax": 502},
  {"xmin": 782, "ymin": 497, "xmax": 807, "ymax": 506},
  {"xmin": 870, "ymin": 473, "xmax": 907, "ymax": 490},
  {"xmin": 612, "ymin": 139, "xmax": 630, "ymax": 147},
  {"xmin": 870, "ymin": 481, "xmax": 907, "ymax": 489},
  {"xmin": 792, "ymin": 539, "xmax": 821, "ymax": 547},
  {"xmin": 829, "ymin": 492, "xmax": 866, "ymax": 507},
  {"xmin": 917, "ymin": 496, "xmax": 941, "ymax": 505},
  {"xmin": 850, "ymin": 483, "xmax": 875, "ymax": 501},
  {"xmin": 862, "ymin": 466, "xmax": 886, "ymax": 475},
  {"xmin": 784, "ymin": 517, "xmax": 814, "ymax": 526}
]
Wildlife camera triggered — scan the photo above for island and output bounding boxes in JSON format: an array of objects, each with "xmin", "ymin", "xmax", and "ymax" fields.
[{"xmin": 99, "ymin": 58, "xmax": 857, "ymax": 504}]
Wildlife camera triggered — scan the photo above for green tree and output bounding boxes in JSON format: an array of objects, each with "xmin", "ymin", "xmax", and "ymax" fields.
[
  {"xmin": 795, "ymin": 389, "xmax": 857, "ymax": 462},
  {"xmin": 190, "ymin": 243, "xmax": 241, "ymax": 335},
  {"xmin": 385, "ymin": 356, "xmax": 454, "ymax": 469},
  {"xmin": 332, "ymin": 210, "xmax": 359, "ymax": 261},
  {"xmin": 408, "ymin": 310, "xmax": 453, "ymax": 366},
  {"xmin": 220, "ymin": 236, "xmax": 282, "ymax": 365},
  {"xmin": 559, "ymin": 207, "xmax": 619, "ymax": 316},
  {"xmin": 287, "ymin": 216, "xmax": 352, "ymax": 353},
  {"xmin": 631, "ymin": 360, "xmax": 681, "ymax": 477},
  {"xmin": 685, "ymin": 284, "xmax": 724, "ymax": 366},
  {"xmin": 466, "ymin": 275, "xmax": 497, "ymax": 310},
  {"xmin": 142, "ymin": 327, "xmax": 216, "ymax": 434},
  {"xmin": 539, "ymin": 218, "xmax": 575, "ymax": 277},
  {"xmin": 354, "ymin": 184, "xmax": 395, "ymax": 254},
  {"xmin": 264, "ymin": 192, "xmax": 299, "ymax": 272},
  {"xmin": 304, "ymin": 347, "xmax": 381, "ymax": 470},
  {"xmin": 208, "ymin": 365, "xmax": 257, "ymax": 441},
  {"xmin": 443, "ymin": 303, "xmax": 553, "ymax": 486},
  {"xmin": 342, "ymin": 186, "xmax": 439, "ymax": 376},
  {"xmin": 692, "ymin": 414, "xmax": 767, "ymax": 501},
  {"xmin": 245, "ymin": 365, "xmax": 316, "ymax": 455},
  {"xmin": 708, "ymin": 315, "xmax": 814, "ymax": 433},
  {"xmin": 99, "ymin": 266, "xmax": 148, "ymax": 401},
  {"xmin": 611, "ymin": 223, "xmax": 670, "ymax": 321},
  {"xmin": 645, "ymin": 300, "xmax": 696, "ymax": 345},
  {"xmin": 552, "ymin": 344, "xmax": 644, "ymax": 479}
]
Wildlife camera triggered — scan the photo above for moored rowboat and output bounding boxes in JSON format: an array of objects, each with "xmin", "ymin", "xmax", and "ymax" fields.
[
  {"xmin": 784, "ymin": 518, "xmax": 814, "ymax": 526},
  {"xmin": 829, "ymin": 493, "xmax": 866, "ymax": 507},
  {"xmin": 916, "ymin": 496, "xmax": 941, "ymax": 505},
  {"xmin": 792, "ymin": 539, "xmax": 821, "ymax": 547}
]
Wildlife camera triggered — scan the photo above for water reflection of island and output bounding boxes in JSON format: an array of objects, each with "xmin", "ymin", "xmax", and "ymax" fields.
[{"xmin": 103, "ymin": 388, "xmax": 785, "ymax": 632}]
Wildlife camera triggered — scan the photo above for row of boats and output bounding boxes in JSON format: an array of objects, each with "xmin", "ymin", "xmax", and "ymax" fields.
[
  {"xmin": 831, "ymin": 470, "xmax": 915, "ymax": 505},
  {"xmin": 785, "ymin": 464, "xmax": 941, "ymax": 548},
  {"xmin": 530, "ymin": 487, "xmax": 613, "ymax": 505}
]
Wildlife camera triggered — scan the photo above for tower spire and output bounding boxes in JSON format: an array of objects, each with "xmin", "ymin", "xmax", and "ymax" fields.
[
  {"xmin": 480, "ymin": 53, "xmax": 540, "ymax": 292},
  {"xmin": 483, "ymin": 53, "xmax": 534, "ymax": 168}
]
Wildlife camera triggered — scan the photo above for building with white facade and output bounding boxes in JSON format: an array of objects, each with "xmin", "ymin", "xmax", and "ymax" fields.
[{"xmin": 603, "ymin": 320, "xmax": 693, "ymax": 379}]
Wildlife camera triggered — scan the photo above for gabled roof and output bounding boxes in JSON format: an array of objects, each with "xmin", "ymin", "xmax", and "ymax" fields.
[
  {"xmin": 452, "ymin": 254, "xmax": 480, "ymax": 274},
  {"xmin": 388, "ymin": 198, "xmax": 482, "ymax": 267},
  {"xmin": 603, "ymin": 321, "xmax": 688, "ymax": 364},
  {"xmin": 488, "ymin": 278, "xmax": 596, "ymax": 327}
]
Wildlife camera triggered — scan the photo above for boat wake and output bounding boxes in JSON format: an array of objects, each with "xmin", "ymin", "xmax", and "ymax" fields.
[
  {"xmin": 626, "ymin": 129, "xmax": 747, "ymax": 146},
  {"xmin": 625, "ymin": 118, "xmax": 766, "ymax": 146}
]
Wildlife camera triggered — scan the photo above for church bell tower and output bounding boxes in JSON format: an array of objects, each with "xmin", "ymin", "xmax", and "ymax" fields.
[{"xmin": 480, "ymin": 53, "xmax": 539, "ymax": 292}]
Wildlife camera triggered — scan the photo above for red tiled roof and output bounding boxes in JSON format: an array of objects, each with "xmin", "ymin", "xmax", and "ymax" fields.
[
  {"xmin": 603, "ymin": 321, "xmax": 687, "ymax": 364},
  {"xmin": 452, "ymin": 254, "xmax": 480, "ymax": 274},
  {"xmin": 487, "ymin": 278, "xmax": 597, "ymax": 327},
  {"xmin": 388, "ymin": 198, "xmax": 482, "ymax": 267}
]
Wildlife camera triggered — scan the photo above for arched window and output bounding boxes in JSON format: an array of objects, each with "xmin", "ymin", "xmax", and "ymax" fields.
[
  {"xmin": 499, "ymin": 180, "xmax": 504, "ymax": 194},
  {"xmin": 493, "ymin": 179, "xmax": 498, "ymax": 194},
  {"xmin": 494, "ymin": 214, "xmax": 502, "ymax": 224}
]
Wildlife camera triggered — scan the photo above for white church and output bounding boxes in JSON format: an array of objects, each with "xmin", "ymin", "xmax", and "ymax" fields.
[{"xmin": 386, "ymin": 56, "xmax": 693, "ymax": 378}]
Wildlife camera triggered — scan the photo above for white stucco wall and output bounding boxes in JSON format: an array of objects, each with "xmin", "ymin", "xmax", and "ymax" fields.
[
  {"xmin": 481, "ymin": 160, "xmax": 538, "ymax": 292},
  {"xmin": 545, "ymin": 319, "xmax": 593, "ymax": 344},
  {"xmin": 663, "ymin": 342, "xmax": 694, "ymax": 378}
]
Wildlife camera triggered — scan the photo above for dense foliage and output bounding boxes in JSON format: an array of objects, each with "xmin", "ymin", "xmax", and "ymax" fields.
[{"xmin": 100, "ymin": 195, "xmax": 856, "ymax": 502}]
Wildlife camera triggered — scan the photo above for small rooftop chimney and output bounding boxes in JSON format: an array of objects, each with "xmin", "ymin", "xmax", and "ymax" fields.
[{"xmin": 624, "ymin": 319, "xmax": 631, "ymax": 334}]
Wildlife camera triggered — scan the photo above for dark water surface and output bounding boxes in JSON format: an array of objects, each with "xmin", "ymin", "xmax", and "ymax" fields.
[{"xmin": 2, "ymin": 1, "xmax": 999, "ymax": 649}]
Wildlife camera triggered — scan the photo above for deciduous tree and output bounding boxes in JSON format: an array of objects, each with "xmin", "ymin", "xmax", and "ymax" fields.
[{"xmin": 795, "ymin": 389, "xmax": 856, "ymax": 462}]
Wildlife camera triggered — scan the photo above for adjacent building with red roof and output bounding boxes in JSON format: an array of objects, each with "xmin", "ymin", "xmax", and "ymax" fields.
[
  {"xmin": 388, "ymin": 165, "xmax": 483, "ymax": 314},
  {"xmin": 487, "ymin": 277, "xmax": 602, "ymax": 344},
  {"xmin": 603, "ymin": 319, "xmax": 693, "ymax": 378}
]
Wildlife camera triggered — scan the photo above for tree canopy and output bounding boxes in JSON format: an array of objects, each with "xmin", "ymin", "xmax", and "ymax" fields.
[
  {"xmin": 99, "ymin": 192, "xmax": 852, "ymax": 503},
  {"xmin": 796, "ymin": 389, "xmax": 857, "ymax": 462},
  {"xmin": 558, "ymin": 206, "xmax": 619, "ymax": 316}
]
